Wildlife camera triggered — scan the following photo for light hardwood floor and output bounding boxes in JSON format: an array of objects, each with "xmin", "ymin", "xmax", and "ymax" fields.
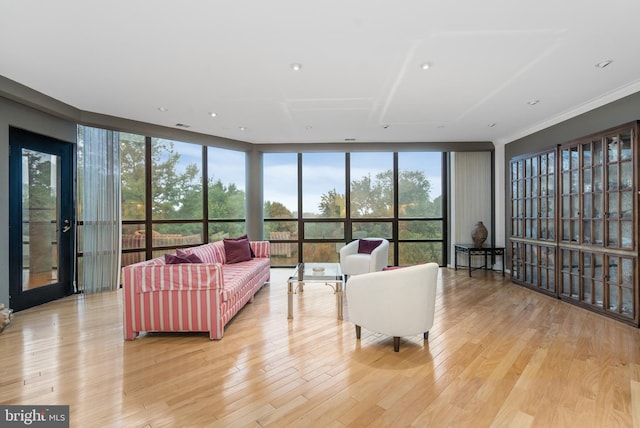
[{"xmin": 1, "ymin": 268, "xmax": 639, "ymax": 427}]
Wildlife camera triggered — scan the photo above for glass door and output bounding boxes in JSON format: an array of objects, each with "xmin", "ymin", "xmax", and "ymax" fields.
[{"xmin": 9, "ymin": 127, "xmax": 75, "ymax": 311}]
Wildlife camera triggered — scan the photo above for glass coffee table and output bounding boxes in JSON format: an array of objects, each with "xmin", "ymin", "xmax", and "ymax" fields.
[{"xmin": 287, "ymin": 262, "xmax": 344, "ymax": 320}]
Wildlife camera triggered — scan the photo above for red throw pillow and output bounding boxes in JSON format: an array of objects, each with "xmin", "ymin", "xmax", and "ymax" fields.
[
  {"xmin": 223, "ymin": 238, "xmax": 252, "ymax": 263},
  {"xmin": 164, "ymin": 253, "xmax": 202, "ymax": 264},
  {"xmin": 175, "ymin": 250, "xmax": 203, "ymax": 263},
  {"xmin": 358, "ymin": 239, "xmax": 382, "ymax": 254},
  {"xmin": 224, "ymin": 234, "xmax": 255, "ymax": 258}
]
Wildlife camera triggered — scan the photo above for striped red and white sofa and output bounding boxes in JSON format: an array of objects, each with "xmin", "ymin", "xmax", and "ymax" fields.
[{"xmin": 122, "ymin": 240, "xmax": 270, "ymax": 340}]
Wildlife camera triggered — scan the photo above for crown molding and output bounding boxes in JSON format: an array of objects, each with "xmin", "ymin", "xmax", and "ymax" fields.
[{"xmin": 494, "ymin": 80, "xmax": 640, "ymax": 147}]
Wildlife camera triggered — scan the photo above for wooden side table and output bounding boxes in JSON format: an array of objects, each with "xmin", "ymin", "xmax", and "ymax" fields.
[{"xmin": 454, "ymin": 244, "xmax": 505, "ymax": 277}]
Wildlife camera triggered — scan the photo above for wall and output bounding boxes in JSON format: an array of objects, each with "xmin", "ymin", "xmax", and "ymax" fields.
[
  {"xmin": 246, "ymin": 149, "xmax": 264, "ymax": 241},
  {"xmin": 0, "ymin": 97, "xmax": 77, "ymax": 307}
]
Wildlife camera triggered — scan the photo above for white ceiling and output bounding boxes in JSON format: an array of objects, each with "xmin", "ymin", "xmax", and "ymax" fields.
[{"xmin": 2, "ymin": 0, "xmax": 640, "ymax": 145}]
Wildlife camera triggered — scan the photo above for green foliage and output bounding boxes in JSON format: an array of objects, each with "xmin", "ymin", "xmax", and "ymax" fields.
[
  {"xmin": 398, "ymin": 170, "xmax": 432, "ymax": 216},
  {"xmin": 263, "ymin": 201, "xmax": 297, "ymax": 239},
  {"xmin": 24, "ymin": 151, "xmax": 56, "ymax": 221},
  {"xmin": 120, "ymin": 138, "xmax": 250, "ymax": 222},
  {"xmin": 398, "ymin": 242, "xmax": 443, "ymax": 265},
  {"xmin": 209, "ymin": 179, "xmax": 245, "ymax": 219},
  {"xmin": 351, "ymin": 171, "xmax": 393, "ymax": 217},
  {"xmin": 314, "ymin": 168, "xmax": 444, "ymax": 264},
  {"xmin": 318, "ymin": 169, "xmax": 439, "ymax": 219},
  {"xmin": 150, "ymin": 139, "xmax": 201, "ymax": 220},
  {"xmin": 302, "ymin": 243, "xmax": 340, "ymax": 263},
  {"xmin": 318, "ymin": 189, "xmax": 345, "ymax": 217},
  {"xmin": 119, "ymin": 136, "xmax": 147, "ymax": 220},
  {"xmin": 264, "ymin": 201, "xmax": 294, "ymax": 219}
]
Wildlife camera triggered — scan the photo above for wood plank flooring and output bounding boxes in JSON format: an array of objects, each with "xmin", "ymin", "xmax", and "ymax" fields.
[{"xmin": 1, "ymin": 268, "xmax": 639, "ymax": 427}]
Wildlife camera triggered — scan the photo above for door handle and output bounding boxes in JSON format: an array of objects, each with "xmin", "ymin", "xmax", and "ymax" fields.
[{"xmin": 62, "ymin": 219, "xmax": 71, "ymax": 233}]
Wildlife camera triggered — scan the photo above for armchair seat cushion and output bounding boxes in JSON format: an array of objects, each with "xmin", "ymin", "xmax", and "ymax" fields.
[{"xmin": 343, "ymin": 253, "xmax": 376, "ymax": 275}]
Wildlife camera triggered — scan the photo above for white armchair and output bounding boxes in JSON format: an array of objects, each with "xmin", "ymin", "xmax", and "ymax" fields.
[
  {"xmin": 339, "ymin": 238, "xmax": 389, "ymax": 277},
  {"xmin": 346, "ymin": 262, "xmax": 439, "ymax": 352}
]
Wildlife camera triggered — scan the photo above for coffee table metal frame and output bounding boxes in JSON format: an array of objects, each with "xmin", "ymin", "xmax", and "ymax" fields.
[{"xmin": 287, "ymin": 262, "xmax": 344, "ymax": 320}]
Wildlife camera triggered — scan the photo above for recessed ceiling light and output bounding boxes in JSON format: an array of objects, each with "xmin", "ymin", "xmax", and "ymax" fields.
[
  {"xmin": 239, "ymin": 126, "xmax": 247, "ymax": 131},
  {"xmin": 158, "ymin": 107, "xmax": 168, "ymax": 112},
  {"xmin": 420, "ymin": 63, "xmax": 431, "ymax": 70},
  {"xmin": 527, "ymin": 100, "xmax": 540, "ymax": 106},
  {"xmin": 290, "ymin": 63, "xmax": 302, "ymax": 71},
  {"xmin": 596, "ymin": 60, "xmax": 613, "ymax": 68},
  {"xmin": 382, "ymin": 124, "xmax": 390, "ymax": 129},
  {"xmin": 209, "ymin": 112, "xmax": 217, "ymax": 118},
  {"xmin": 488, "ymin": 123, "xmax": 497, "ymax": 128}
]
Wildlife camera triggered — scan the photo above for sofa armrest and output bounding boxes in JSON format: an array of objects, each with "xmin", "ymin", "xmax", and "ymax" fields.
[
  {"xmin": 250, "ymin": 241, "xmax": 271, "ymax": 258},
  {"xmin": 122, "ymin": 262, "xmax": 225, "ymax": 293}
]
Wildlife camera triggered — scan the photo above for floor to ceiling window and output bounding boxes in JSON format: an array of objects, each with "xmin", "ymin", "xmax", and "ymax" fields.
[
  {"xmin": 118, "ymin": 135, "xmax": 246, "ymax": 267},
  {"xmin": 397, "ymin": 152, "xmax": 444, "ymax": 265},
  {"xmin": 263, "ymin": 153, "xmax": 298, "ymax": 264},
  {"xmin": 349, "ymin": 152, "xmax": 395, "ymax": 263},
  {"xmin": 301, "ymin": 153, "xmax": 346, "ymax": 262},
  {"xmin": 207, "ymin": 146, "xmax": 246, "ymax": 240},
  {"xmin": 115, "ymin": 132, "xmax": 148, "ymax": 267},
  {"xmin": 150, "ymin": 137, "xmax": 204, "ymax": 259},
  {"xmin": 80, "ymin": 127, "xmax": 446, "ymax": 270},
  {"xmin": 266, "ymin": 151, "xmax": 446, "ymax": 267}
]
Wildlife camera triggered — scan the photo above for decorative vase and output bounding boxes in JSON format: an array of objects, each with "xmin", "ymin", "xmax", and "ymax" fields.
[{"xmin": 471, "ymin": 221, "xmax": 488, "ymax": 248}]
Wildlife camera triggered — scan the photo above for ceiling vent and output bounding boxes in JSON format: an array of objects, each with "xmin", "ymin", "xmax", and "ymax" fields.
[{"xmin": 175, "ymin": 123, "xmax": 191, "ymax": 128}]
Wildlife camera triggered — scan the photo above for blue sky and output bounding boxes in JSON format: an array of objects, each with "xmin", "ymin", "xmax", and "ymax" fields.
[
  {"xmin": 265, "ymin": 152, "xmax": 442, "ymax": 214},
  {"xmin": 167, "ymin": 141, "xmax": 246, "ymax": 190}
]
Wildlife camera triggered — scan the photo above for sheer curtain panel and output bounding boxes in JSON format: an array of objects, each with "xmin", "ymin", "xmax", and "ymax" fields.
[{"xmin": 81, "ymin": 127, "xmax": 121, "ymax": 293}]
